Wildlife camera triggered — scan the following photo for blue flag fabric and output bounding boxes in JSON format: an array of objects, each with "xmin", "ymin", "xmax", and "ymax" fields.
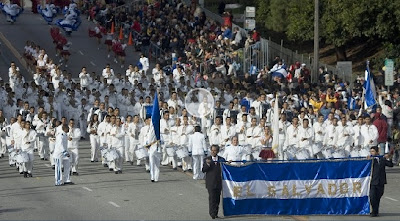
[
  {"xmin": 222, "ymin": 159, "xmax": 372, "ymax": 216},
  {"xmin": 364, "ymin": 65, "xmax": 376, "ymax": 108},
  {"xmin": 151, "ymin": 92, "xmax": 160, "ymax": 141}
]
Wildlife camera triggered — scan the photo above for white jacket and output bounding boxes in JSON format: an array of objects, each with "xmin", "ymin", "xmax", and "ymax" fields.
[
  {"xmin": 188, "ymin": 132, "xmax": 207, "ymax": 155},
  {"xmin": 21, "ymin": 129, "xmax": 37, "ymax": 151},
  {"xmin": 110, "ymin": 125, "xmax": 125, "ymax": 148},
  {"xmin": 67, "ymin": 127, "xmax": 81, "ymax": 149},
  {"xmin": 54, "ymin": 132, "xmax": 68, "ymax": 158}
]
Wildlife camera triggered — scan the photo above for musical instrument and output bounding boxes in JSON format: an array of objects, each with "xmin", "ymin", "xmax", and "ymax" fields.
[
  {"xmin": 135, "ymin": 146, "xmax": 149, "ymax": 160},
  {"xmin": 332, "ymin": 149, "xmax": 346, "ymax": 158},
  {"xmin": 321, "ymin": 146, "xmax": 334, "ymax": 159},
  {"xmin": 296, "ymin": 149, "xmax": 311, "ymax": 160},
  {"xmin": 105, "ymin": 148, "xmax": 119, "ymax": 161},
  {"xmin": 166, "ymin": 146, "xmax": 177, "ymax": 157},
  {"xmin": 252, "ymin": 146, "xmax": 262, "ymax": 160},
  {"xmin": 284, "ymin": 145, "xmax": 297, "ymax": 160},
  {"xmin": 243, "ymin": 144, "xmax": 253, "ymax": 155},
  {"xmin": 176, "ymin": 146, "xmax": 189, "ymax": 159},
  {"xmin": 358, "ymin": 148, "xmax": 370, "ymax": 157},
  {"xmin": 312, "ymin": 142, "xmax": 322, "ymax": 155},
  {"xmin": 15, "ymin": 151, "xmax": 29, "ymax": 163},
  {"xmin": 350, "ymin": 147, "xmax": 361, "ymax": 157}
]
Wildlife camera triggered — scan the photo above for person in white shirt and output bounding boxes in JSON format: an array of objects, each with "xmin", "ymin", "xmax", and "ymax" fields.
[
  {"xmin": 109, "ymin": 118, "xmax": 125, "ymax": 173},
  {"xmin": 179, "ymin": 116, "xmax": 194, "ymax": 172},
  {"xmin": 312, "ymin": 115, "xmax": 325, "ymax": 158},
  {"xmin": 54, "ymin": 125, "xmax": 73, "ymax": 186},
  {"xmin": 128, "ymin": 115, "xmax": 143, "ymax": 166},
  {"xmin": 298, "ymin": 119, "xmax": 313, "ymax": 157},
  {"xmin": 160, "ymin": 111, "xmax": 171, "ymax": 166},
  {"xmin": 102, "ymin": 64, "xmax": 114, "ymax": 85},
  {"xmin": 36, "ymin": 112, "xmax": 49, "ymax": 160},
  {"xmin": 139, "ymin": 54, "xmax": 149, "ymax": 74},
  {"xmin": 323, "ymin": 118, "xmax": 339, "ymax": 147},
  {"xmin": 336, "ymin": 117, "xmax": 354, "ymax": 156},
  {"xmin": 19, "ymin": 121, "xmax": 37, "ymax": 177},
  {"xmin": 208, "ymin": 116, "xmax": 222, "ymax": 146},
  {"xmin": 67, "ymin": 119, "xmax": 81, "ymax": 175},
  {"xmin": 284, "ymin": 117, "xmax": 300, "ymax": 159},
  {"xmin": 79, "ymin": 67, "xmax": 91, "ymax": 89},
  {"xmin": 138, "ymin": 117, "xmax": 151, "ymax": 172},
  {"xmin": 353, "ymin": 117, "xmax": 365, "ymax": 147},
  {"xmin": 223, "ymin": 136, "xmax": 245, "ymax": 166},
  {"xmin": 143, "ymin": 117, "xmax": 162, "ymax": 182},
  {"xmin": 46, "ymin": 118, "xmax": 57, "ymax": 169},
  {"xmin": 360, "ymin": 116, "xmax": 379, "ymax": 150},
  {"xmin": 236, "ymin": 115, "xmax": 250, "ymax": 145},
  {"xmin": 220, "ymin": 117, "xmax": 236, "ymax": 147},
  {"xmin": 188, "ymin": 126, "xmax": 207, "ymax": 180},
  {"xmin": 87, "ymin": 114, "xmax": 100, "ymax": 162}
]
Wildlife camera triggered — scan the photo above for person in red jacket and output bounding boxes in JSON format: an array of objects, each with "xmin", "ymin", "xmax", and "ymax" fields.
[{"xmin": 373, "ymin": 112, "xmax": 388, "ymax": 154}]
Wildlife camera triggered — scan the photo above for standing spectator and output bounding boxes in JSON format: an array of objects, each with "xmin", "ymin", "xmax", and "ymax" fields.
[{"xmin": 373, "ymin": 112, "xmax": 388, "ymax": 154}]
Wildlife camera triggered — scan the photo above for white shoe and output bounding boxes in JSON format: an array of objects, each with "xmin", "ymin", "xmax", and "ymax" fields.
[{"xmin": 107, "ymin": 54, "xmax": 110, "ymax": 58}]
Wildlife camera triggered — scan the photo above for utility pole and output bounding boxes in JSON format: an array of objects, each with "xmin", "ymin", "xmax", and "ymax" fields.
[{"xmin": 313, "ymin": 0, "xmax": 319, "ymax": 83}]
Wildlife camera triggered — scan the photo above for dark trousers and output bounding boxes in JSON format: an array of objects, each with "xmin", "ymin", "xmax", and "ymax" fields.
[
  {"xmin": 370, "ymin": 185, "xmax": 385, "ymax": 215},
  {"xmin": 208, "ymin": 188, "xmax": 221, "ymax": 218}
]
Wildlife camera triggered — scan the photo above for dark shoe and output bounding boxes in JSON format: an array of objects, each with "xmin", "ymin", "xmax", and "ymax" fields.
[
  {"xmin": 104, "ymin": 164, "xmax": 108, "ymax": 167},
  {"xmin": 41, "ymin": 158, "xmax": 44, "ymax": 160},
  {"xmin": 119, "ymin": 170, "xmax": 122, "ymax": 174},
  {"xmin": 23, "ymin": 172, "xmax": 27, "ymax": 178},
  {"xmin": 91, "ymin": 160, "xmax": 94, "ymax": 163},
  {"xmin": 72, "ymin": 172, "xmax": 79, "ymax": 176},
  {"xmin": 52, "ymin": 166, "xmax": 55, "ymax": 170},
  {"xmin": 370, "ymin": 213, "xmax": 378, "ymax": 217},
  {"xmin": 146, "ymin": 170, "xmax": 150, "ymax": 173},
  {"xmin": 188, "ymin": 169, "xmax": 192, "ymax": 172},
  {"xmin": 211, "ymin": 216, "xmax": 215, "ymax": 219},
  {"xmin": 115, "ymin": 171, "xmax": 119, "ymax": 174},
  {"xmin": 130, "ymin": 162, "xmax": 133, "ymax": 165},
  {"xmin": 109, "ymin": 168, "xmax": 113, "ymax": 171},
  {"xmin": 173, "ymin": 168, "xmax": 177, "ymax": 170},
  {"xmin": 28, "ymin": 173, "xmax": 32, "ymax": 177},
  {"xmin": 95, "ymin": 159, "xmax": 99, "ymax": 162},
  {"xmin": 151, "ymin": 180, "xmax": 154, "ymax": 182},
  {"xmin": 55, "ymin": 184, "xmax": 64, "ymax": 186},
  {"xmin": 20, "ymin": 172, "xmax": 23, "ymax": 174},
  {"xmin": 64, "ymin": 182, "xmax": 74, "ymax": 185},
  {"xmin": 44, "ymin": 158, "xmax": 48, "ymax": 161}
]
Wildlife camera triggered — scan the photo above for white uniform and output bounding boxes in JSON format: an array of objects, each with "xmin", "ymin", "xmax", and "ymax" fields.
[
  {"xmin": 298, "ymin": 126, "xmax": 314, "ymax": 156},
  {"xmin": 336, "ymin": 124, "xmax": 354, "ymax": 155},
  {"xmin": 236, "ymin": 121, "xmax": 250, "ymax": 145},
  {"xmin": 36, "ymin": 119, "xmax": 49, "ymax": 159},
  {"xmin": 223, "ymin": 145, "xmax": 245, "ymax": 165},
  {"xmin": 87, "ymin": 122, "xmax": 99, "ymax": 161},
  {"xmin": 221, "ymin": 124, "xmax": 236, "ymax": 147},
  {"xmin": 353, "ymin": 123, "xmax": 364, "ymax": 147},
  {"xmin": 160, "ymin": 118, "xmax": 171, "ymax": 166},
  {"xmin": 128, "ymin": 122, "xmax": 142, "ymax": 165},
  {"xmin": 20, "ymin": 129, "xmax": 37, "ymax": 174},
  {"xmin": 54, "ymin": 132, "xmax": 71, "ymax": 185},
  {"xmin": 188, "ymin": 132, "xmax": 207, "ymax": 180},
  {"xmin": 323, "ymin": 125, "xmax": 339, "ymax": 147},
  {"xmin": 208, "ymin": 124, "xmax": 222, "ymax": 146},
  {"xmin": 67, "ymin": 127, "xmax": 81, "ymax": 173},
  {"xmin": 110, "ymin": 125, "xmax": 125, "ymax": 172},
  {"xmin": 45, "ymin": 123, "xmax": 57, "ymax": 167},
  {"xmin": 143, "ymin": 125, "xmax": 161, "ymax": 182},
  {"xmin": 179, "ymin": 124, "xmax": 194, "ymax": 171},
  {"xmin": 360, "ymin": 124, "xmax": 378, "ymax": 149},
  {"xmin": 138, "ymin": 124, "xmax": 150, "ymax": 171},
  {"xmin": 78, "ymin": 104, "xmax": 90, "ymax": 138}
]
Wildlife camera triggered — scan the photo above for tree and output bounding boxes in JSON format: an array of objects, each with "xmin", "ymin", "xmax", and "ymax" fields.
[{"xmin": 256, "ymin": 0, "xmax": 290, "ymax": 33}]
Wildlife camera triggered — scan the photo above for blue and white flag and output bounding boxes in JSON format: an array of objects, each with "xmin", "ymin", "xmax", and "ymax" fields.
[
  {"xmin": 222, "ymin": 159, "xmax": 372, "ymax": 216},
  {"xmin": 151, "ymin": 92, "xmax": 160, "ymax": 142},
  {"xmin": 364, "ymin": 63, "xmax": 376, "ymax": 108},
  {"xmin": 271, "ymin": 65, "xmax": 288, "ymax": 78}
]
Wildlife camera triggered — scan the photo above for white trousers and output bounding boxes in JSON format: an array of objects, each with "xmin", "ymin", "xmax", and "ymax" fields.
[
  {"xmin": 149, "ymin": 151, "xmax": 161, "ymax": 181},
  {"xmin": 89, "ymin": 135, "xmax": 99, "ymax": 161},
  {"xmin": 182, "ymin": 156, "xmax": 192, "ymax": 171},
  {"xmin": 192, "ymin": 155, "xmax": 204, "ymax": 179},
  {"xmin": 68, "ymin": 148, "xmax": 79, "ymax": 172},
  {"xmin": 0, "ymin": 136, "xmax": 6, "ymax": 155},
  {"xmin": 109, "ymin": 147, "xmax": 124, "ymax": 171},
  {"xmin": 38, "ymin": 136, "xmax": 49, "ymax": 159},
  {"xmin": 22, "ymin": 151, "xmax": 34, "ymax": 173},
  {"xmin": 124, "ymin": 136, "xmax": 131, "ymax": 162},
  {"xmin": 54, "ymin": 156, "xmax": 71, "ymax": 185},
  {"xmin": 49, "ymin": 140, "xmax": 55, "ymax": 166}
]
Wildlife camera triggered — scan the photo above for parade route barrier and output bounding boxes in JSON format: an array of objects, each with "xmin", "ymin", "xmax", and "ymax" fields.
[{"xmin": 221, "ymin": 159, "xmax": 372, "ymax": 216}]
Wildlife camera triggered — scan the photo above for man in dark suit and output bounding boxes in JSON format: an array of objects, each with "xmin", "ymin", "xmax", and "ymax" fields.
[
  {"xmin": 202, "ymin": 145, "xmax": 225, "ymax": 219},
  {"xmin": 368, "ymin": 146, "xmax": 393, "ymax": 217}
]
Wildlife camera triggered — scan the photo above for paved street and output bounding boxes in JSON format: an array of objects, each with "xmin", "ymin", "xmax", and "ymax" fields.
[{"xmin": 0, "ymin": 140, "xmax": 399, "ymax": 220}]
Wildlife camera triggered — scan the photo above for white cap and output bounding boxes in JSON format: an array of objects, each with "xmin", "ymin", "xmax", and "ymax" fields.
[{"xmin": 267, "ymin": 94, "xmax": 274, "ymax": 99}]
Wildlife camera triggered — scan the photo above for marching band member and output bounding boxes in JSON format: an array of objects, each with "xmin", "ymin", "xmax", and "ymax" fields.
[
  {"xmin": 36, "ymin": 112, "xmax": 49, "ymax": 160},
  {"xmin": 360, "ymin": 116, "xmax": 379, "ymax": 151},
  {"xmin": 222, "ymin": 136, "xmax": 245, "ymax": 166},
  {"xmin": 0, "ymin": 1, "xmax": 23, "ymax": 24},
  {"xmin": 246, "ymin": 118, "xmax": 262, "ymax": 149},
  {"xmin": 143, "ymin": 117, "xmax": 161, "ymax": 182},
  {"xmin": 188, "ymin": 126, "xmax": 207, "ymax": 180},
  {"xmin": 78, "ymin": 98, "xmax": 90, "ymax": 139},
  {"xmin": 46, "ymin": 118, "xmax": 57, "ymax": 169},
  {"xmin": 284, "ymin": 117, "xmax": 300, "ymax": 152},
  {"xmin": 336, "ymin": 117, "xmax": 354, "ymax": 156},
  {"xmin": 353, "ymin": 116, "xmax": 365, "ymax": 147},
  {"xmin": 123, "ymin": 115, "xmax": 132, "ymax": 163},
  {"xmin": 20, "ymin": 121, "xmax": 37, "ymax": 177},
  {"xmin": 298, "ymin": 119, "xmax": 313, "ymax": 157},
  {"xmin": 54, "ymin": 125, "xmax": 72, "ymax": 186},
  {"xmin": 87, "ymin": 114, "xmax": 100, "ymax": 162},
  {"xmin": 0, "ymin": 110, "xmax": 8, "ymax": 158},
  {"xmin": 220, "ymin": 117, "xmax": 236, "ymax": 147},
  {"xmin": 169, "ymin": 118, "xmax": 182, "ymax": 170},
  {"xmin": 236, "ymin": 114, "xmax": 250, "ymax": 145},
  {"xmin": 138, "ymin": 117, "xmax": 150, "ymax": 172},
  {"xmin": 37, "ymin": 3, "xmax": 58, "ymax": 24},
  {"xmin": 160, "ymin": 111, "xmax": 171, "ymax": 166},
  {"xmin": 312, "ymin": 115, "xmax": 326, "ymax": 158},
  {"xmin": 323, "ymin": 118, "xmax": 339, "ymax": 147},
  {"xmin": 110, "ymin": 117, "xmax": 125, "ymax": 174},
  {"xmin": 208, "ymin": 116, "xmax": 222, "ymax": 146},
  {"xmin": 128, "ymin": 115, "xmax": 142, "ymax": 166},
  {"xmin": 97, "ymin": 114, "xmax": 110, "ymax": 166},
  {"xmin": 179, "ymin": 116, "xmax": 194, "ymax": 172},
  {"xmin": 10, "ymin": 115, "xmax": 24, "ymax": 165},
  {"xmin": 67, "ymin": 119, "xmax": 81, "ymax": 175}
]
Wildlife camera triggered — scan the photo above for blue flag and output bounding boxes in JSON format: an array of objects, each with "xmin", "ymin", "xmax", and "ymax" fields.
[
  {"xmin": 364, "ymin": 63, "xmax": 376, "ymax": 108},
  {"xmin": 151, "ymin": 92, "xmax": 160, "ymax": 141}
]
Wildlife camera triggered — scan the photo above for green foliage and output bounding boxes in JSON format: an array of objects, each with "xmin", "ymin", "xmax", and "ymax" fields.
[
  {"xmin": 256, "ymin": 0, "xmax": 290, "ymax": 32},
  {"xmin": 371, "ymin": 43, "xmax": 400, "ymax": 71}
]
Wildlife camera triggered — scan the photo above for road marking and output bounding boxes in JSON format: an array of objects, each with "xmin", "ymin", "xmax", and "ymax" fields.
[
  {"xmin": 385, "ymin": 197, "xmax": 399, "ymax": 202},
  {"xmin": 108, "ymin": 201, "xmax": 120, "ymax": 208},
  {"xmin": 90, "ymin": 61, "xmax": 96, "ymax": 66},
  {"xmin": 79, "ymin": 50, "xmax": 84, "ymax": 55},
  {"xmin": 82, "ymin": 186, "xmax": 93, "ymax": 192},
  {"xmin": 0, "ymin": 32, "xmax": 28, "ymax": 72},
  {"xmin": 44, "ymin": 164, "xmax": 51, "ymax": 168}
]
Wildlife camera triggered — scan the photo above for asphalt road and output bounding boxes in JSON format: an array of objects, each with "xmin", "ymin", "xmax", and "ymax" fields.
[{"xmin": 0, "ymin": 140, "xmax": 399, "ymax": 220}]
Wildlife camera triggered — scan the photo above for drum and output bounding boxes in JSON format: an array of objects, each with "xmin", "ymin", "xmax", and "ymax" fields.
[
  {"xmin": 296, "ymin": 149, "xmax": 311, "ymax": 160},
  {"xmin": 312, "ymin": 142, "xmax": 322, "ymax": 155},
  {"xmin": 350, "ymin": 148, "xmax": 360, "ymax": 157},
  {"xmin": 252, "ymin": 146, "xmax": 262, "ymax": 160},
  {"xmin": 358, "ymin": 148, "xmax": 370, "ymax": 157},
  {"xmin": 100, "ymin": 146, "xmax": 108, "ymax": 158},
  {"xmin": 176, "ymin": 146, "xmax": 189, "ymax": 159},
  {"xmin": 284, "ymin": 145, "xmax": 297, "ymax": 160},
  {"xmin": 15, "ymin": 151, "xmax": 29, "ymax": 163},
  {"xmin": 244, "ymin": 145, "xmax": 253, "ymax": 155},
  {"xmin": 166, "ymin": 146, "xmax": 176, "ymax": 157},
  {"xmin": 106, "ymin": 148, "xmax": 119, "ymax": 161},
  {"xmin": 322, "ymin": 146, "xmax": 333, "ymax": 159},
  {"xmin": 135, "ymin": 147, "xmax": 149, "ymax": 160},
  {"xmin": 332, "ymin": 149, "xmax": 346, "ymax": 158}
]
